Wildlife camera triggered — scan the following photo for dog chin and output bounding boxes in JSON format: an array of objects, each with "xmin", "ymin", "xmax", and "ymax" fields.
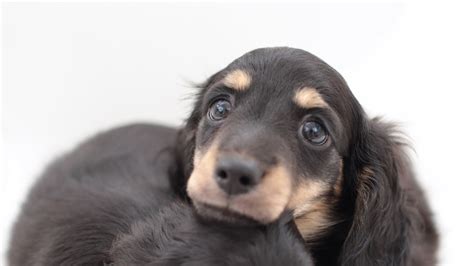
[{"xmin": 193, "ymin": 202, "xmax": 261, "ymax": 226}]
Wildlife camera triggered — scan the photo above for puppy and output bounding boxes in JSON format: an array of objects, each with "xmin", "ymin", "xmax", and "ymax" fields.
[
  {"xmin": 8, "ymin": 124, "xmax": 312, "ymax": 265},
  {"xmin": 171, "ymin": 47, "xmax": 438, "ymax": 265}
]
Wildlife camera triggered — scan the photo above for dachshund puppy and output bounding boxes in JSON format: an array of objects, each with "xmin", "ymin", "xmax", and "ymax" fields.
[
  {"xmin": 171, "ymin": 47, "xmax": 438, "ymax": 265},
  {"xmin": 8, "ymin": 124, "xmax": 312, "ymax": 266}
]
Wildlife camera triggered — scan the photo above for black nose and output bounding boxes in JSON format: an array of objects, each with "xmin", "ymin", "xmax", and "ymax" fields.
[{"xmin": 215, "ymin": 155, "xmax": 263, "ymax": 195}]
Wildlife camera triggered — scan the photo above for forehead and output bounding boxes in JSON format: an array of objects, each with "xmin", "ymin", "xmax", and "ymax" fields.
[
  {"xmin": 216, "ymin": 67, "xmax": 334, "ymax": 111},
  {"xmin": 218, "ymin": 48, "xmax": 343, "ymax": 101},
  {"xmin": 214, "ymin": 48, "xmax": 358, "ymax": 118},
  {"xmin": 204, "ymin": 48, "xmax": 355, "ymax": 154},
  {"xmin": 220, "ymin": 69, "xmax": 326, "ymax": 110}
]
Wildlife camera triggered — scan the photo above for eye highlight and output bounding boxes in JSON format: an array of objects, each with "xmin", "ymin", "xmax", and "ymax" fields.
[
  {"xmin": 301, "ymin": 121, "xmax": 328, "ymax": 145},
  {"xmin": 208, "ymin": 99, "xmax": 232, "ymax": 121}
]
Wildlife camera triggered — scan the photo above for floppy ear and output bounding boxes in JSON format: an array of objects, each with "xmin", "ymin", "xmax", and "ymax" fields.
[
  {"xmin": 340, "ymin": 117, "xmax": 412, "ymax": 265},
  {"xmin": 169, "ymin": 71, "xmax": 224, "ymax": 199}
]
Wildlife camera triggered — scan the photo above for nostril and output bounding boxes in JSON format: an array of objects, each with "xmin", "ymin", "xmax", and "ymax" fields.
[
  {"xmin": 215, "ymin": 156, "xmax": 263, "ymax": 195},
  {"xmin": 217, "ymin": 169, "xmax": 228, "ymax": 180},
  {"xmin": 239, "ymin": 176, "xmax": 251, "ymax": 186}
]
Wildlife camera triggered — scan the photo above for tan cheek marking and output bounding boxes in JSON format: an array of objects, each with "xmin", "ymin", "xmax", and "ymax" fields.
[
  {"xmin": 288, "ymin": 180, "xmax": 329, "ymax": 217},
  {"xmin": 293, "ymin": 87, "xmax": 328, "ymax": 109},
  {"xmin": 187, "ymin": 143, "xmax": 228, "ymax": 208},
  {"xmin": 223, "ymin": 69, "xmax": 252, "ymax": 91},
  {"xmin": 231, "ymin": 164, "xmax": 292, "ymax": 224},
  {"xmin": 333, "ymin": 160, "xmax": 344, "ymax": 197},
  {"xmin": 288, "ymin": 180, "xmax": 336, "ymax": 240},
  {"xmin": 294, "ymin": 201, "xmax": 333, "ymax": 239}
]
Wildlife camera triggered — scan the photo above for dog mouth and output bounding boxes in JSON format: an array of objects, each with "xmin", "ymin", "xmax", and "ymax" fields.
[{"xmin": 193, "ymin": 201, "xmax": 260, "ymax": 226}]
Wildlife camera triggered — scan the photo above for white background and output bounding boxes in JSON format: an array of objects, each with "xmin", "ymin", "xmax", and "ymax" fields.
[{"xmin": 2, "ymin": 1, "xmax": 474, "ymax": 265}]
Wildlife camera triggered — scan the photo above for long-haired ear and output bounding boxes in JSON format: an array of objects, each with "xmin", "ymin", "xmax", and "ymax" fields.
[
  {"xmin": 169, "ymin": 71, "xmax": 224, "ymax": 199},
  {"xmin": 340, "ymin": 117, "xmax": 413, "ymax": 265}
]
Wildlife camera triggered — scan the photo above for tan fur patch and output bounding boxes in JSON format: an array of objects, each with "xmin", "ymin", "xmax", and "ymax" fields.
[
  {"xmin": 187, "ymin": 143, "xmax": 227, "ymax": 207},
  {"xmin": 294, "ymin": 201, "xmax": 333, "ymax": 239},
  {"xmin": 288, "ymin": 180, "xmax": 329, "ymax": 217},
  {"xmin": 288, "ymin": 180, "xmax": 335, "ymax": 240},
  {"xmin": 333, "ymin": 160, "xmax": 344, "ymax": 197},
  {"xmin": 187, "ymin": 143, "xmax": 292, "ymax": 224},
  {"xmin": 360, "ymin": 166, "xmax": 375, "ymax": 180},
  {"xmin": 223, "ymin": 69, "xmax": 252, "ymax": 91},
  {"xmin": 293, "ymin": 87, "xmax": 328, "ymax": 109},
  {"xmin": 230, "ymin": 165, "xmax": 292, "ymax": 223}
]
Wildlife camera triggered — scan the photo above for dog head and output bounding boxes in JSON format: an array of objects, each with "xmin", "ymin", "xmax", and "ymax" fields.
[
  {"xmin": 171, "ymin": 47, "xmax": 436, "ymax": 264},
  {"xmin": 178, "ymin": 47, "xmax": 360, "ymax": 231}
]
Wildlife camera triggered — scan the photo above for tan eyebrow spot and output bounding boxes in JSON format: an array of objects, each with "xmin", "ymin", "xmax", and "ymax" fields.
[
  {"xmin": 223, "ymin": 69, "xmax": 252, "ymax": 91},
  {"xmin": 293, "ymin": 87, "xmax": 328, "ymax": 109}
]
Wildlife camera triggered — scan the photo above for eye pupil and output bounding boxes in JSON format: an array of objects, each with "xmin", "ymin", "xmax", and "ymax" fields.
[
  {"xmin": 302, "ymin": 121, "xmax": 328, "ymax": 145},
  {"xmin": 209, "ymin": 99, "xmax": 231, "ymax": 121},
  {"xmin": 216, "ymin": 104, "xmax": 225, "ymax": 113}
]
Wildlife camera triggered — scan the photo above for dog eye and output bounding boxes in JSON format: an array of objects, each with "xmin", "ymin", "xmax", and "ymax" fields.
[
  {"xmin": 208, "ymin": 99, "xmax": 232, "ymax": 121},
  {"xmin": 301, "ymin": 121, "xmax": 328, "ymax": 145}
]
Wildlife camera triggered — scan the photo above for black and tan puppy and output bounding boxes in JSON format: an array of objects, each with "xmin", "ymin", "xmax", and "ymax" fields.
[
  {"xmin": 171, "ymin": 47, "xmax": 438, "ymax": 265},
  {"xmin": 9, "ymin": 47, "xmax": 438, "ymax": 266},
  {"xmin": 8, "ymin": 124, "xmax": 313, "ymax": 266}
]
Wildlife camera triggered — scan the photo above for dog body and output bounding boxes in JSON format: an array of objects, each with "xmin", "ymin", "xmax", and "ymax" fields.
[
  {"xmin": 8, "ymin": 124, "xmax": 312, "ymax": 265},
  {"xmin": 110, "ymin": 202, "xmax": 313, "ymax": 266},
  {"xmin": 9, "ymin": 47, "xmax": 438, "ymax": 265}
]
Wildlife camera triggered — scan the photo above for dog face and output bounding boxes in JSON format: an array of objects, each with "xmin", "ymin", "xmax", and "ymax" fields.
[
  {"xmin": 184, "ymin": 48, "xmax": 360, "ymax": 235},
  {"xmin": 176, "ymin": 48, "xmax": 438, "ymax": 264}
]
